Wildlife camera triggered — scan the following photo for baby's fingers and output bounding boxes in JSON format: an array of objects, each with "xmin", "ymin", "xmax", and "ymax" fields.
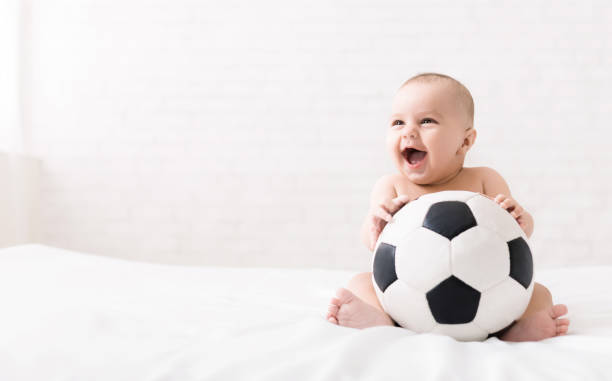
[
  {"xmin": 494, "ymin": 194, "xmax": 507, "ymax": 203},
  {"xmin": 388, "ymin": 194, "xmax": 412, "ymax": 213},
  {"xmin": 391, "ymin": 194, "xmax": 412, "ymax": 205},
  {"xmin": 499, "ymin": 198, "xmax": 516, "ymax": 210},
  {"xmin": 511, "ymin": 205, "xmax": 524, "ymax": 218},
  {"xmin": 373, "ymin": 205, "xmax": 394, "ymax": 223}
]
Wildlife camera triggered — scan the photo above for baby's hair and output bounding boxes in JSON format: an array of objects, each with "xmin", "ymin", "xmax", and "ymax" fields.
[{"xmin": 400, "ymin": 72, "xmax": 474, "ymax": 129}]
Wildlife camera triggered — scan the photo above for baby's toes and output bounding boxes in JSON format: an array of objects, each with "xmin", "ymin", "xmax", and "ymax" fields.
[
  {"xmin": 329, "ymin": 296, "xmax": 341, "ymax": 307},
  {"xmin": 326, "ymin": 296, "xmax": 341, "ymax": 324},
  {"xmin": 551, "ymin": 304, "xmax": 568, "ymax": 319},
  {"xmin": 327, "ymin": 302, "xmax": 339, "ymax": 317},
  {"xmin": 556, "ymin": 318, "xmax": 570, "ymax": 336}
]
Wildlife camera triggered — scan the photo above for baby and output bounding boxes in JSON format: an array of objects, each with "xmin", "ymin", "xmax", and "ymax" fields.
[{"xmin": 326, "ymin": 73, "xmax": 570, "ymax": 341}]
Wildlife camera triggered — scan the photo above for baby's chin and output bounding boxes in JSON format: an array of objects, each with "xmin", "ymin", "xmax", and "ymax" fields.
[
  {"xmin": 397, "ymin": 159, "xmax": 454, "ymax": 186},
  {"xmin": 396, "ymin": 162, "xmax": 431, "ymax": 184},
  {"xmin": 400, "ymin": 164, "xmax": 466, "ymax": 187},
  {"xmin": 400, "ymin": 171, "xmax": 433, "ymax": 185}
]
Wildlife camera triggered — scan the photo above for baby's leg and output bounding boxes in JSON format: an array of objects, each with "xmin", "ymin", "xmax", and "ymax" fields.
[
  {"xmin": 499, "ymin": 283, "xmax": 570, "ymax": 342},
  {"xmin": 326, "ymin": 272, "xmax": 395, "ymax": 328}
]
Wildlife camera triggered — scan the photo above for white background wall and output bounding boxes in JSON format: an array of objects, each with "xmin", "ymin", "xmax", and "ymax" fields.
[
  {"xmin": 17, "ymin": 0, "xmax": 612, "ymax": 270},
  {"xmin": 0, "ymin": 0, "xmax": 22, "ymax": 153},
  {"xmin": 0, "ymin": 153, "xmax": 40, "ymax": 248}
]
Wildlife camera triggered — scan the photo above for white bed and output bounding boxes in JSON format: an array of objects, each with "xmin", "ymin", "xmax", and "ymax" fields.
[{"xmin": 1, "ymin": 244, "xmax": 611, "ymax": 380}]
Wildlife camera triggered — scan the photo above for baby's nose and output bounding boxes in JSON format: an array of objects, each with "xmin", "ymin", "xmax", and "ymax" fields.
[{"xmin": 401, "ymin": 124, "xmax": 418, "ymax": 138}]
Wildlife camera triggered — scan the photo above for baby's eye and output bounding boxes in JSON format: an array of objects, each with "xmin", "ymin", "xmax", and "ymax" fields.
[
  {"xmin": 421, "ymin": 118, "xmax": 437, "ymax": 124},
  {"xmin": 391, "ymin": 120, "xmax": 404, "ymax": 127}
]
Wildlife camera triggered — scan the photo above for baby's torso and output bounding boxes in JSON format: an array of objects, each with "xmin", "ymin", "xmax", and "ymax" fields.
[{"xmin": 392, "ymin": 167, "xmax": 485, "ymax": 200}]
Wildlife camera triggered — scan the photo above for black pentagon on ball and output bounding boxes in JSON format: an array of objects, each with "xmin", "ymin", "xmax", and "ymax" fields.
[
  {"xmin": 508, "ymin": 237, "xmax": 534, "ymax": 289},
  {"xmin": 426, "ymin": 276, "xmax": 481, "ymax": 324},
  {"xmin": 373, "ymin": 242, "xmax": 398, "ymax": 293},
  {"xmin": 422, "ymin": 201, "xmax": 477, "ymax": 240}
]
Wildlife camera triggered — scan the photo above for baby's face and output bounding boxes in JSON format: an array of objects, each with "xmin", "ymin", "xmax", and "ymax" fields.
[{"xmin": 386, "ymin": 81, "xmax": 474, "ymax": 185}]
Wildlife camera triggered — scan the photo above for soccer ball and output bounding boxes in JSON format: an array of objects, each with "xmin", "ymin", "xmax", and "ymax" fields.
[{"xmin": 371, "ymin": 190, "xmax": 534, "ymax": 341}]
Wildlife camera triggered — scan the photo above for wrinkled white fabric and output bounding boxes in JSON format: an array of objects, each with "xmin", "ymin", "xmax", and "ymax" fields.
[{"xmin": 0, "ymin": 244, "xmax": 611, "ymax": 381}]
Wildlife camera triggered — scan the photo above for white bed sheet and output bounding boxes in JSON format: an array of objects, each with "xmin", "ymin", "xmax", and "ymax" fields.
[{"xmin": 0, "ymin": 244, "xmax": 611, "ymax": 380}]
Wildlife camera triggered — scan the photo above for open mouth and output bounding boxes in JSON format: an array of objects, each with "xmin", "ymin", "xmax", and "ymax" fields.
[{"xmin": 402, "ymin": 148, "xmax": 427, "ymax": 167}]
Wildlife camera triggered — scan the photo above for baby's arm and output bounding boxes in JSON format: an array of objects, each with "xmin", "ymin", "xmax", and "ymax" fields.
[
  {"xmin": 360, "ymin": 175, "xmax": 399, "ymax": 251},
  {"xmin": 481, "ymin": 167, "xmax": 534, "ymax": 238}
]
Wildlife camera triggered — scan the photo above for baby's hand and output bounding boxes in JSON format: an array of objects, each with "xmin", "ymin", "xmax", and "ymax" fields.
[
  {"xmin": 367, "ymin": 194, "xmax": 413, "ymax": 251},
  {"xmin": 493, "ymin": 194, "xmax": 524, "ymax": 219},
  {"xmin": 480, "ymin": 193, "xmax": 532, "ymax": 236}
]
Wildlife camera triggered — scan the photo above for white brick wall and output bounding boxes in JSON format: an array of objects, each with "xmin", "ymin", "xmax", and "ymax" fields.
[{"xmin": 23, "ymin": 0, "xmax": 612, "ymax": 269}]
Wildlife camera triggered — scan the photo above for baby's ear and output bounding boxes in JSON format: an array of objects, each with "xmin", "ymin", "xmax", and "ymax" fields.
[{"xmin": 460, "ymin": 128, "xmax": 477, "ymax": 154}]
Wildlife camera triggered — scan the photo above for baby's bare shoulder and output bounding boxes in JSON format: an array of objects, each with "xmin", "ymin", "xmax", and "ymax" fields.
[
  {"xmin": 469, "ymin": 166, "xmax": 496, "ymax": 180},
  {"xmin": 373, "ymin": 173, "xmax": 399, "ymax": 191},
  {"xmin": 472, "ymin": 166, "xmax": 512, "ymax": 197},
  {"xmin": 471, "ymin": 166, "xmax": 504, "ymax": 182},
  {"xmin": 369, "ymin": 173, "xmax": 400, "ymax": 201}
]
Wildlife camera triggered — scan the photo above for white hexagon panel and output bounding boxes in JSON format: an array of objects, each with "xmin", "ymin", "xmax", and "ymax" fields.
[
  {"xmin": 381, "ymin": 280, "xmax": 437, "ymax": 333},
  {"xmin": 473, "ymin": 277, "xmax": 535, "ymax": 333},
  {"xmin": 450, "ymin": 226, "xmax": 510, "ymax": 292},
  {"xmin": 394, "ymin": 227, "xmax": 452, "ymax": 293}
]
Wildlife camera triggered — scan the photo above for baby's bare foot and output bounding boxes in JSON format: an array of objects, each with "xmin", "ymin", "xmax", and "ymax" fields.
[
  {"xmin": 500, "ymin": 304, "xmax": 570, "ymax": 342},
  {"xmin": 326, "ymin": 288, "xmax": 394, "ymax": 329}
]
